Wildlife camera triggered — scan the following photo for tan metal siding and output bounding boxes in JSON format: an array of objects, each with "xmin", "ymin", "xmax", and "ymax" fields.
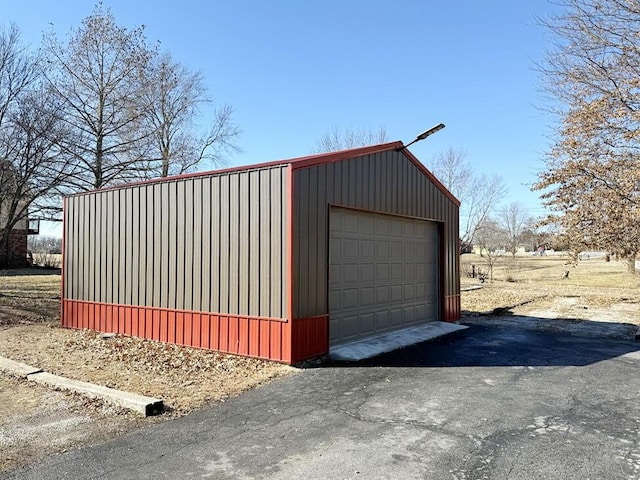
[
  {"xmin": 63, "ymin": 166, "xmax": 289, "ymax": 319},
  {"xmin": 239, "ymin": 173, "xmax": 249, "ymax": 315},
  {"xmin": 259, "ymin": 170, "xmax": 270, "ymax": 316},
  {"xmin": 200, "ymin": 179, "xmax": 211, "ymax": 313},
  {"xmin": 273, "ymin": 168, "xmax": 286, "ymax": 317},
  {"xmin": 168, "ymin": 183, "xmax": 178, "ymax": 309},
  {"xmin": 228, "ymin": 173, "xmax": 240, "ymax": 314},
  {"xmin": 294, "ymin": 149, "xmax": 459, "ymax": 319},
  {"xmin": 177, "ymin": 180, "xmax": 188, "ymax": 311},
  {"xmin": 192, "ymin": 179, "xmax": 203, "ymax": 312},
  {"xmin": 249, "ymin": 172, "xmax": 260, "ymax": 316}
]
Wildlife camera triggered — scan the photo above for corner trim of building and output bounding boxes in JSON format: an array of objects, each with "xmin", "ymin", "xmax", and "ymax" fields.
[{"xmin": 291, "ymin": 314, "xmax": 329, "ymax": 362}]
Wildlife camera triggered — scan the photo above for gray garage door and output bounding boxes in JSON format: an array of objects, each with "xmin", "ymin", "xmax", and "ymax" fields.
[{"xmin": 328, "ymin": 207, "xmax": 439, "ymax": 346}]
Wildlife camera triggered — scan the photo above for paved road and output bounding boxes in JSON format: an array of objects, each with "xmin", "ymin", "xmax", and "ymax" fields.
[{"xmin": 4, "ymin": 322, "xmax": 640, "ymax": 480}]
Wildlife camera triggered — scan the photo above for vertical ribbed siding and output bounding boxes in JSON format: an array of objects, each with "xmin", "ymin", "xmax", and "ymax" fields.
[
  {"xmin": 63, "ymin": 166, "xmax": 289, "ymax": 319},
  {"xmin": 293, "ymin": 149, "xmax": 459, "ymax": 319}
]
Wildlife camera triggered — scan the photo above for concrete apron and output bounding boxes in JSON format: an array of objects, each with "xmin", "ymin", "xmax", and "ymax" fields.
[{"xmin": 329, "ymin": 321, "xmax": 468, "ymax": 361}]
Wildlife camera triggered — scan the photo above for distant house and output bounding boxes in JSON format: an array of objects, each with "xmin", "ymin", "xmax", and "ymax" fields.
[
  {"xmin": 0, "ymin": 198, "xmax": 41, "ymax": 267},
  {"xmin": 0, "ymin": 162, "xmax": 39, "ymax": 267},
  {"xmin": 0, "ymin": 206, "xmax": 27, "ymax": 267}
]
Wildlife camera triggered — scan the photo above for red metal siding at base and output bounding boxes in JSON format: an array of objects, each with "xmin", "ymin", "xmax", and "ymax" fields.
[
  {"xmin": 443, "ymin": 294, "xmax": 461, "ymax": 321},
  {"xmin": 291, "ymin": 315, "xmax": 329, "ymax": 363},
  {"xmin": 61, "ymin": 300, "xmax": 293, "ymax": 363}
]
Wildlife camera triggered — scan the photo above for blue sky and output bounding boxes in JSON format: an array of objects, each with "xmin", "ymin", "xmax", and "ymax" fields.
[{"xmin": 5, "ymin": 1, "xmax": 559, "ymax": 236}]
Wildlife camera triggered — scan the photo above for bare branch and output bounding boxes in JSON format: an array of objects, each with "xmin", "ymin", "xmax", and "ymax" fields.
[{"xmin": 311, "ymin": 126, "xmax": 388, "ymax": 153}]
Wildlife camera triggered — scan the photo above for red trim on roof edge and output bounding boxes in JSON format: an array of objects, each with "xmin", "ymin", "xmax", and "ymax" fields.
[
  {"xmin": 289, "ymin": 142, "xmax": 403, "ymax": 170},
  {"xmin": 63, "ymin": 141, "xmax": 459, "ymax": 206}
]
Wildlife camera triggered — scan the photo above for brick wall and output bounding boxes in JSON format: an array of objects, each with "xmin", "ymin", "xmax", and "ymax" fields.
[{"xmin": 0, "ymin": 229, "xmax": 29, "ymax": 267}]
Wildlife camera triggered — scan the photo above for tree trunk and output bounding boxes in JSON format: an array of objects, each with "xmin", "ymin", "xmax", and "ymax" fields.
[
  {"xmin": 0, "ymin": 231, "xmax": 9, "ymax": 269},
  {"xmin": 627, "ymin": 256, "xmax": 636, "ymax": 274}
]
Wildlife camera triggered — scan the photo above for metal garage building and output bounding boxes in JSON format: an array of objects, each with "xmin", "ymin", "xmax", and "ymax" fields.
[{"xmin": 61, "ymin": 141, "xmax": 460, "ymax": 364}]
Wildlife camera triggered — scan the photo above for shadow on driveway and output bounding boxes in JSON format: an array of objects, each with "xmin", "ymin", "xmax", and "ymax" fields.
[{"xmin": 322, "ymin": 317, "xmax": 640, "ymax": 369}]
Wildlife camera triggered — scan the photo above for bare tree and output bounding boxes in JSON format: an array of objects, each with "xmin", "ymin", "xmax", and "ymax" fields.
[
  {"xmin": 462, "ymin": 175, "xmax": 507, "ymax": 248},
  {"xmin": 312, "ymin": 126, "xmax": 388, "ymax": 153},
  {"xmin": 474, "ymin": 218, "xmax": 507, "ymax": 282},
  {"xmin": 499, "ymin": 202, "xmax": 533, "ymax": 259},
  {"xmin": 42, "ymin": 4, "xmax": 155, "ymax": 191},
  {"xmin": 429, "ymin": 148, "xmax": 507, "ymax": 247},
  {"xmin": 141, "ymin": 53, "xmax": 240, "ymax": 177},
  {"xmin": 0, "ymin": 78, "xmax": 73, "ymax": 266},
  {"xmin": 535, "ymin": 0, "xmax": 640, "ymax": 272},
  {"xmin": 429, "ymin": 147, "xmax": 473, "ymax": 200}
]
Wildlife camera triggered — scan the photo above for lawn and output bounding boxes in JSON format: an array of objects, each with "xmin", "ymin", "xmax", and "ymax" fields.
[{"xmin": 460, "ymin": 253, "xmax": 640, "ymax": 319}]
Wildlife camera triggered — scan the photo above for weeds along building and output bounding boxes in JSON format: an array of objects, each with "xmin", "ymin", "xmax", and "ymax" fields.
[{"xmin": 61, "ymin": 142, "xmax": 460, "ymax": 364}]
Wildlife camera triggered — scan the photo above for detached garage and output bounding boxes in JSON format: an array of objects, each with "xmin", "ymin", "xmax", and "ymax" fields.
[{"xmin": 61, "ymin": 141, "xmax": 460, "ymax": 364}]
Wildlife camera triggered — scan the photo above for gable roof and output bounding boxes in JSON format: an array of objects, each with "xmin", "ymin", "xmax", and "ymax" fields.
[
  {"xmin": 288, "ymin": 141, "xmax": 459, "ymax": 206},
  {"xmin": 66, "ymin": 142, "xmax": 460, "ymax": 206}
]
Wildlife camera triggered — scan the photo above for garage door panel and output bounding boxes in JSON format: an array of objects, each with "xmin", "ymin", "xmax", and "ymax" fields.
[
  {"xmin": 403, "ymin": 221, "xmax": 415, "ymax": 236},
  {"xmin": 390, "ymin": 308, "xmax": 403, "ymax": 326},
  {"xmin": 330, "ymin": 213, "xmax": 342, "ymax": 232},
  {"xmin": 376, "ymin": 264, "xmax": 389, "ymax": 282},
  {"xmin": 375, "ymin": 311, "xmax": 389, "ymax": 330},
  {"xmin": 415, "ymin": 264, "xmax": 427, "ymax": 281},
  {"xmin": 343, "ymin": 239, "xmax": 359, "ymax": 258},
  {"xmin": 342, "ymin": 264, "xmax": 358, "ymax": 284},
  {"xmin": 375, "ymin": 217, "xmax": 389, "ymax": 235},
  {"xmin": 341, "ymin": 289, "xmax": 359, "ymax": 309},
  {"xmin": 329, "ymin": 208, "xmax": 439, "ymax": 345},
  {"xmin": 390, "ymin": 285, "xmax": 403, "ymax": 302},
  {"xmin": 403, "ymin": 284, "xmax": 415, "ymax": 301},
  {"xmin": 403, "ymin": 243, "xmax": 415, "ymax": 260},
  {"xmin": 343, "ymin": 211, "xmax": 359, "ymax": 232},
  {"xmin": 343, "ymin": 315, "xmax": 359, "ymax": 338},
  {"xmin": 375, "ymin": 286, "xmax": 389, "ymax": 303},
  {"xmin": 415, "ymin": 222, "xmax": 428, "ymax": 236},
  {"xmin": 359, "ymin": 264, "xmax": 375, "ymax": 284},
  {"xmin": 329, "ymin": 238, "xmax": 341, "ymax": 260},
  {"xmin": 329, "ymin": 290, "xmax": 341, "ymax": 310},
  {"xmin": 425, "ymin": 271, "xmax": 437, "ymax": 283},
  {"xmin": 390, "ymin": 264, "xmax": 402, "ymax": 281},
  {"xmin": 403, "ymin": 306, "xmax": 416, "ymax": 323},
  {"xmin": 403, "ymin": 264, "xmax": 415, "ymax": 281},
  {"xmin": 390, "ymin": 219, "xmax": 403, "ymax": 236},
  {"xmin": 375, "ymin": 241, "xmax": 389, "ymax": 259},
  {"xmin": 360, "ymin": 240, "xmax": 375, "ymax": 257},
  {"xmin": 328, "ymin": 264, "xmax": 341, "ymax": 287},
  {"xmin": 359, "ymin": 287, "xmax": 375, "ymax": 306},
  {"xmin": 360, "ymin": 312, "xmax": 375, "ymax": 332},
  {"xmin": 360, "ymin": 215, "xmax": 375, "ymax": 234}
]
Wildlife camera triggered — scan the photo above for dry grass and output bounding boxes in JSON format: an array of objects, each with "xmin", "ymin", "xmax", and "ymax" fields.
[
  {"xmin": 0, "ymin": 269, "xmax": 61, "ymax": 322},
  {"xmin": 460, "ymin": 254, "xmax": 640, "ymax": 322}
]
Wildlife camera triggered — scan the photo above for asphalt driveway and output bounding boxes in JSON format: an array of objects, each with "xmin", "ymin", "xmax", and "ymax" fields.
[{"xmin": 4, "ymin": 321, "xmax": 640, "ymax": 480}]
